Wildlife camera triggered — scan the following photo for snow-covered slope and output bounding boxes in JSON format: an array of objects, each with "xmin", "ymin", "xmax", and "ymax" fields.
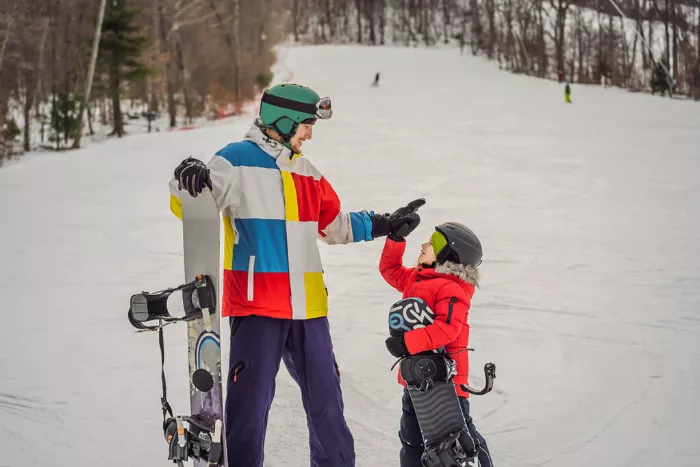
[{"xmin": 1, "ymin": 44, "xmax": 699, "ymax": 467}]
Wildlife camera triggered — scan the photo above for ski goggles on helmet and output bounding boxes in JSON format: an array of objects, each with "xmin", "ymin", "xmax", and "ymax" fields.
[
  {"xmin": 261, "ymin": 92, "xmax": 333, "ymax": 120},
  {"xmin": 315, "ymin": 97, "xmax": 332, "ymax": 119}
]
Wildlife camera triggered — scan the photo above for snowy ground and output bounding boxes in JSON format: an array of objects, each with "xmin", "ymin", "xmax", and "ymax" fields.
[{"xmin": 1, "ymin": 44, "xmax": 699, "ymax": 467}]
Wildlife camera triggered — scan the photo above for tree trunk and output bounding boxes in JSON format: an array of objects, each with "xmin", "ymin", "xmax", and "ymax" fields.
[
  {"xmin": 325, "ymin": 0, "xmax": 335, "ymax": 39},
  {"xmin": 672, "ymin": 4, "xmax": 678, "ymax": 80},
  {"xmin": 648, "ymin": 15, "xmax": 654, "ymax": 65},
  {"xmin": 232, "ymin": 0, "xmax": 241, "ymax": 102},
  {"xmin": 23, "ymin": 73, "xmax": 35, "ymax": 152},
  {"xmin": 664, "ymin": 0, "xmax": 670, "ymax": 63},
  {"xmin": 417, "ymin": 0, "xmax": 424, "ymax": 36},
  {"xmin": 0, "ymin": 17, "xmax": 12, "ymax": 130},
  {"xmin": 553, "ymin": 0, "xmax": 568, "ymax": 77},
  {"xmin": 442, "ymin": 0, "xmax": 450, "ymax": 44},
  {"xmin": 505, "ymin": 0, "xmax": 515, "ymax": 69},
  {"xmin": 628, "ymin": 26, "xmax": 639, "ymax": 87},
  {"xmin": 73, "ymin": 0, "xmax": 107, "ymax": 148},
  {"xmin": 111, "ymin": 66, "xmax": 124, "ymax": 137},
  {"xmin": 379, "ymin": 0, "xmax": 385, "ymax": 45},
  {"xmin": 619, "ymin": 16, "xmax": 630, "ymax": 86},
  {"xmin": 470, "ymin": 0, "xmax": 481, "ymax": 55},
  {"xmin": 423, "ymin": 3, "xmax": 430, "ymax": 45},
  {"xmin": 637, "ymin": 0, "xmax": 648, "ymax": 71},
  {"xmin": 0, "ymin": 18, "xmax": 11, "ymax": 80},
  {"xmin": 368, "ymin": 1, "xmax": 376, "ymax": 44},
  {"xmin": 597, "ymin": 8, "xmax": 604, "ymax": 82},
  {"xmin": 50, "ymin": 0, "xmax": 58, "ymax": 150},
  {"xmin": 175, "ymin": 37, "xmax": 192, "ymax": 124},
  {"xmin": 355, "ymin": 0, "xmax": 362, "ymax": 43},
  {"xmin": 293, "ymin": 0, "xmax": 300, "ymax": 42},
  {"xmin": 158, "ymin": 0, "xmax": 177, "ymax": 128},
  {"xmin": 459, "ymin": 1, "xmax": 466, "ymax": 55},
  {"xmin": 487, "ymin": 0, "xmax": 496, "ymax": 58},
  {"xmin": 148, "ymin": 0, "xmax": 159, "ymax": 113},
  {"xmin": 696, "ymin": 5, "xmax": 700, "ymax": 97},
  {"xmin": 537, "ymin": 0, "xmax": 547, "ymax": 76},
  {"xmin": 87, "ymin": 102, "xmax": 94, "ymax": 135},
  {"xmin": 607, "ymin": 14, "xmax": 614, "ymax": 84}
]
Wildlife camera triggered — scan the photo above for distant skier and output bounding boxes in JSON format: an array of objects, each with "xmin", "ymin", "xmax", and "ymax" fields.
[
  {"xmin": 169, "ymin": 82, "xmax": 423, "ymax": 467},
  {"xmin": 558, "ymin": 70, "xmax": 563, "ymax": 83},
  {"xmin": 380, "ymin": 222, "xmax": 493, "ymax": 467},
  {"xmin": 651, "ymin": 60, "xmax": 673, "ymax": 97},
  {"xmin": 371, "ymin": 72, "xmax": 380, "ymax": 87},
  {"xmin": 565, "ymin": 83, "xmax": 572, "ymax": 103}
]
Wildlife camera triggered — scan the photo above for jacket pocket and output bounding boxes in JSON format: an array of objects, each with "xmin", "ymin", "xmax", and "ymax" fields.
[
  {"xmin": 229, "ymin": 361, "xmax": 245, "ymax": 384},
  {"xmin": 446, "ymin": 297, "xmax": 458, "ymax": 324},
  {"xmin": 230, "ymin": 317, "xmax": 245, "ymax": 337},
  {"xmin": 247, "ymin": 256, "xmax": 255, "ymax": 301}
]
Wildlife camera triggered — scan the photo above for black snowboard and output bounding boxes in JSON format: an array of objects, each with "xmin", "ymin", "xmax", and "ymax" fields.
[{"xmin": 388, "ymin": 297, "xmax": 479, "ymax": 467}]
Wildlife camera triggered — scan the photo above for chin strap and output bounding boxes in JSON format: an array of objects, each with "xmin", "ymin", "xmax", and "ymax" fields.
[{"xmin": 255, "ymin": 117, "xmax": 296, "ymax": 152}]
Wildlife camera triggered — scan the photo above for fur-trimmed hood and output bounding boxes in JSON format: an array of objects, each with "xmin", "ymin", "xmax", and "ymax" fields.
[{"xmin": 434, "ymin": 261, "xmax": 480, "ymax": 287}]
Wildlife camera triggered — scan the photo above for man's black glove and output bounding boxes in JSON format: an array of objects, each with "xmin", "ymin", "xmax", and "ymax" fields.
[
  {"xmin": 174, "ymin": 157, "xmax": 212, "ymax": 197},
  {"xmin": 385, "ymin": 335, "xmax": 409, "ymax": 358},
  {"xmin": 372, "ymin": 198, "xmax": 426, "ymax": 241}
]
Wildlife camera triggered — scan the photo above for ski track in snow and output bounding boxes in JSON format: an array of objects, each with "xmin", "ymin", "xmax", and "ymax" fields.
[{"xmin": 1, "ymin": 44, "xmax": 700, "ymax": 467}]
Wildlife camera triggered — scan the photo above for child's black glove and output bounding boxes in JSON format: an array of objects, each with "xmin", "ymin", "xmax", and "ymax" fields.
[{"xmin": 385, "ymin": 335, "xmax": 409, "ymax": 358}]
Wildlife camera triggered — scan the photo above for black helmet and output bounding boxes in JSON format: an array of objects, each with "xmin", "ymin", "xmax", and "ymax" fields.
[{"xmin": 434, "ymin": 222, "xmax": 483, "ymax": 267}]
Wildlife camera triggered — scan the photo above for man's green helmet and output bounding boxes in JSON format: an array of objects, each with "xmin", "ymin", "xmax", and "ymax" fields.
[{"xmin": 258, "ymin": 83, "xmax": 333, "ymax": 146}]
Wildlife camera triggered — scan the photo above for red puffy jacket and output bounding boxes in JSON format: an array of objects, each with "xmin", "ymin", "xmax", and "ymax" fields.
[{"xmin": 380, "ymin": 238, "xmax": 478, "ymax": 398}]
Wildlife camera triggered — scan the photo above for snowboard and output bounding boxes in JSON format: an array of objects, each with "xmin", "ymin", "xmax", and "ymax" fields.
[
  {"xmin": 127, "ymin": 188, "xmax": 225, "ymax": 467},
  {"xmin": 179, "ymin": 188, "xmax": 225, "ymax": 467},
  {"xmin": 389, "ymin": 297, "xmax": 479, "ymax": 467}
]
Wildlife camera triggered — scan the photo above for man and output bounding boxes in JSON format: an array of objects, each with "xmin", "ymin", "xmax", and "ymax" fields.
[{"xmin": 170, "ymin": 82, "xmax": 424, "ymax": 467}]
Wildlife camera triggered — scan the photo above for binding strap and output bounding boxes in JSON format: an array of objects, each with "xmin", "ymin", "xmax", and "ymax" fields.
[{"xmin": 159, "ymin": 323, "xmax": 174, "ymax": 424}]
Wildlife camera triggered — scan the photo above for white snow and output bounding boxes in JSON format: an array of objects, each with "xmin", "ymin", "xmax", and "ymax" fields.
[{"xmin": 1, "ymin": 44, "xmax": 699, "ymax": 467}]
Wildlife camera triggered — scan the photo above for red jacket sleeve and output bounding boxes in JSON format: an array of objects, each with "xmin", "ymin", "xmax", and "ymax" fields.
[
  {"xmin": 404, "ymin": 282, "xmax": 469, "ymax": 354},
  {"xmin": 318, "ymin": 176, "xmax": 341, "ymax": 233},
  {"xmin": 379, "ymin": 238, "xmax": 414, "ymax": 294}
]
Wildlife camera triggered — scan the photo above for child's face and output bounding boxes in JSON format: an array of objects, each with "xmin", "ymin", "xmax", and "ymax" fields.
[{"xmin": 418, "ymin": 237, "xmax": 437, "ymax": 265}]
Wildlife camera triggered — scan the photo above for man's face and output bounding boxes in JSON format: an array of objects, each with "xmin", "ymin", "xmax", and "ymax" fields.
[{"xmin": 289, "ymin": 121, "xmax": 314, "ymax": 153}]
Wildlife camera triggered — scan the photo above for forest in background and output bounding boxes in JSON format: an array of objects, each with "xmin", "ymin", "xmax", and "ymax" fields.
[
  {"xmin": 0, "ymin": 0, "xmax": 287, "ymax": 157},
  {"xmin": 292, "ymin": 0, "xmax": 699, "ymax": 96},
  {"xmin": 1, "ymin": 0, "xmax": 697, "ymax": 161}
]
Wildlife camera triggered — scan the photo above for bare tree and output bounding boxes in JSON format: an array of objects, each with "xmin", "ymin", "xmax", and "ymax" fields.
[{"xmin": 73, "ymin": 0, "xmax": 107, "ymax": 148}]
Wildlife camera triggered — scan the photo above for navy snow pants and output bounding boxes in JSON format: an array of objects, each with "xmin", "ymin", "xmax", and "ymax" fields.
[
  {"xmin": 224, "ymin": 315, "xmax": 355, "ymax": 467},
  {"xmin": 399, "ymin": 389, "xmax": 493, "ymax": 467}
]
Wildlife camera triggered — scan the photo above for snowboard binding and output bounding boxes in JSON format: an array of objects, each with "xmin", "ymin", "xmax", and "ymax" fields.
[
  {"xmin": 128, "ymin": 274, "xmax": 223, "ymax": 466},
  {"xmin": 164, "ymin": 415, "xmax": 223, "ymax": 467},
  {"xmin": 401, "ymin": 354, "xmax": 496, "ymax": 396},
  {"xmin": 422, "ymin": 429, "xmax": 479, "ymax": 467},
  {"xmin": 400, "ymin": 353, "xmax": 456, "ymax": 391},
  {"xmin": 128, "ymin": 274, "xmax": 217, "ymax": 331}
]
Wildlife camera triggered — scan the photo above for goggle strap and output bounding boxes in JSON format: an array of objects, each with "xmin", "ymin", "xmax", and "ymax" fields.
[{"xmin": 262, "ymin": 92, "xmax": 318, "ymax": 116}]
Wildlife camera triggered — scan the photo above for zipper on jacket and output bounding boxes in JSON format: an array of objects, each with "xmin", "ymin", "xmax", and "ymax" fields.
[
  {"xmin": 247, "ymin": 256, "xmax": 255, "ymax": 301},
  {"xmin": 231, "ymin": 218, "xmax": 239, "ymax": 245},
  {"xmin": 446, "ymin": 297, "xmax": 457, "ymax": 324}
]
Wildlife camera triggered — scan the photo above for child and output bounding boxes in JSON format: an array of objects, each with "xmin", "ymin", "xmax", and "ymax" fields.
[{"xmin": 380, "ymin": 222, "xmax": 493, "ymax": 467}]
